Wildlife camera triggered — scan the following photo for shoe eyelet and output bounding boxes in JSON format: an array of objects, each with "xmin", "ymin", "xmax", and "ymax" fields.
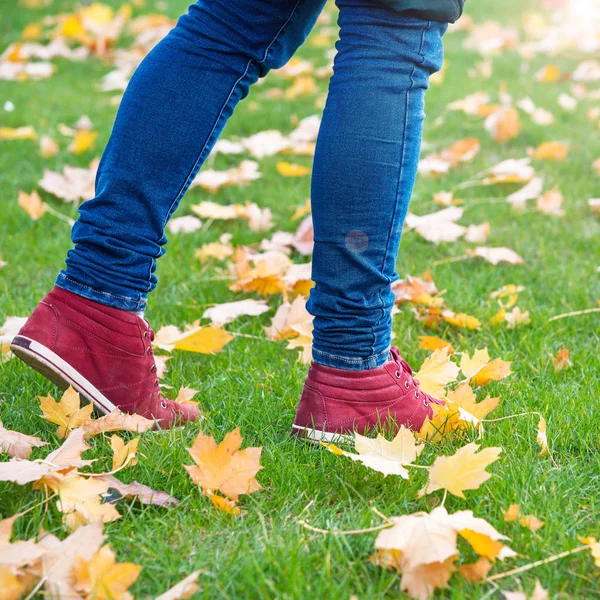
[
  {"xmin": 404, "ymin": 380, "xmax": 410, "ymax": 389},
  {"xmin": 160, "ymin": 400, "xmax": 167, "ymax": 409},
  {"xmin": 154, "ymin": 380, "xmax": 159, "ymax": 387},
  {"xmin": 147, "ymin": 346, "xmax": 152, "ymax": 355},
  {"xmin": 143, "ymin": 330, "xmax": 148, "ymax": 339},
  {"xmin": 151, "ymin": 365, "xmax": 157, "ymax": 373},
  {"xmin": 414, "ymin": 391, "xmax": 419, "ymax": 399},
  {"xmin": 423, "ymin": 398, "xmax": 429, "ymax": 407},
  {"xmin": 395, "ymin": 370, "xmax": 401, "ymax": 379}
]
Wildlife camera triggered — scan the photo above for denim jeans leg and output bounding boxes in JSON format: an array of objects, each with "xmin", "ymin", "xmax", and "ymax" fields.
[
  {"xmin": 307, "ymin": 0, "xmax": 447, "ymax": 370},
  {"xmin": 56, "ymin": 0, "xmax": 326, "ymax": 311}
]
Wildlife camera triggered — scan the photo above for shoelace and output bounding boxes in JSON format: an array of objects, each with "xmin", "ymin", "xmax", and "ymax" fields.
[
  {"xmin": 143, "ymin": 327, "xmax": 168, "ymax": 409},
  {"xmin": 389, "ymin": 347, "xmax": 445, "ymax": 408}
]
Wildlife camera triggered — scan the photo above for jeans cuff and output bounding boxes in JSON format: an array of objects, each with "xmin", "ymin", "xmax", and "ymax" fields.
[
  {"xmin": 312, "ymin": 346, "xmax": 391, "ymax": 371},
  {"xmin": 55, "ymin": 273, "xmax": 147, "ymax": 312}
]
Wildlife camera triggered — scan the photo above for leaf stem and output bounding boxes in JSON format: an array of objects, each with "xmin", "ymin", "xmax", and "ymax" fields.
[
  {"xmin": 548, "ymin": 308, "xmax": 600, "ymax": 322},
  {"xmin": 297, "ymin": 519, "xmax": 393, "ymax": 536}
]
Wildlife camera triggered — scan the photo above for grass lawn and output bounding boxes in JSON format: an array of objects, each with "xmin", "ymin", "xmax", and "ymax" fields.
[{"xmin": 1, "ymin": 0, "xmax": 600, "ymax": 598}]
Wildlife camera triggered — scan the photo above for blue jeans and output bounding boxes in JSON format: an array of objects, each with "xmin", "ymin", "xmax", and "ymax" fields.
[{"xmin": 56, "ymin": 0, "xmax": 446, "ymax": 370}]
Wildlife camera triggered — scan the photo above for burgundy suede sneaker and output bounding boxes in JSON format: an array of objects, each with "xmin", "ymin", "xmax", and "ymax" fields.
[
  {"xmin": 10, "ymin": 287, "xmax": 199, "ymax": 428},
  {"xmin": 292, "ymin": 347, "xmax": 444, "ymax": 442}
]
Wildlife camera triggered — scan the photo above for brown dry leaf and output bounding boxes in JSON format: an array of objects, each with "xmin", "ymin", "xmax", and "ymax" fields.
[
  {"xmin": 418, "ymin": 138, "xmax": 480, "ymax": 177},
  {"xmin": 99, "ymin": 474, "xmax": 179, "ymax": 507},
  {"xmin": 286, "ymin": 319, "xmax": 314, "ymax": 364},
  {"xmin": 195, "ymin": 238, "xmax": 234, "ymax": 262},
  {"xmin": 155, "ymin": 571, "xmax": 201, "ymax": 600},
  {"xmin": 504, "ymin": 307, "xmax": 531, "ymax": 329},
  {"xmin": 82, "ymin": 411, "xmax": 154, "ymax": 436},
  {"xmin": 393, "ymin": 274, "xmax": 440, "ymax": 306},
  {"xmin": 324, "ymin": 426, "xmax": 424, "ymax": 479},
  {"xmin": 191, "ymin": 160, "xmax": 261, "ymax": 192},
  {"xmin": 466, "ymin": 246, "xmax": 524, "ymax": 265},
  {"xmin": 485, "ymin": 106, "xmax": 521, "ymax": 143},
  {"xmin": 0, "ymin": 419, "xmax": 47, "ymax": 458},
  {"xmin": 0, "ymin": 566, "xmax": 26, "ymax": 600},
  {"xmin": 39, "ymin": 387, "xmax": 94, "ymax": 438},
  {"xmin": 414, "ymin": 348, "xmax": 459, "ymax": 399},
  {"xmin": 418, "ymin": 336, "xmax": 454, "ymax": 354},
  {"xmin": 536, "ymin": 188, "xmax": 564, "ymax": 217},
  {"xmin": 264, "ymin": 296, "xmax": 313, "ymax": 341},
  {"xmin": 73, "ymin": 545, "xmax": 141, "ymax": 600},
  {"xmin": 458, "ymin": 557, "xmax": 493, "ymax": 582},
  {"xmin": 0, "ymin": 514, "xmax": 47, "ymax": 570},
  {"xmin": 202, "ymin": 299, "xmax": 271, "ymax": 326},
  {"xmin": 550, "ymin": 348, "xmax": 572, "ymax": 372},
  {"xmin": 483, "ymin": 158, "xmax": 534, "ymax": 185},
  {"xmin": 276, "ymin": 161, "xmax": 311, "ymax": 177},
  {"xmin": 110, "ymin": 435, "xmax": 138, "ymax": 470},
  {"xmin": 528, "ymin": 141, "xmax": 569, "ymax": 161},
  {"xmin": 174, "ymin": 387, "xmax": 199, "ymax": 406},
  {"xmin": 420, "ymin": 443, "xmax": 502, "ymax": 498},
  {"xmin": 204, "ymin": 491, "xmax": 241, "ymax": 515},
  {"xmin": 185, "ymin": 428, "xmax": 262, "ymax": 504},
  {"xmin": 40, "ymin": 134, "xmax": 59, "ymax": 158},
  {"xmin": 18, "ymin": 190, "xmax": 47, "ymax": 220}
]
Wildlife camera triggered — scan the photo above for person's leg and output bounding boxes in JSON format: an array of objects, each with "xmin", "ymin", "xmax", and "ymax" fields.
[
  {"xmin": 56, "ymin": 0, "xmax": 326, "ymax": 312},
  {"xmin": 13, "ymin": 0, "xmax": 326, "ymax": 426},
  {"xmin": 307, "ymin": 0, "xmax": 446, "ymax": 370}
]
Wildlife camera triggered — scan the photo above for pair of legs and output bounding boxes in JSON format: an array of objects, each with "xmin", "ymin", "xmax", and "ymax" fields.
[{"xmin": 56, "ymin": 0, "xmax": 446, "ymax": 370}]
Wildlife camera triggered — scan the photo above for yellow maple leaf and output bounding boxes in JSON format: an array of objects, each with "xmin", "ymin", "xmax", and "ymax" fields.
[
  {"xmin": 73, "ymin": 545, "xmax": 141, "ymax": 600},
  {"xmin": 82, "ymin": 410, "xmax": 154, "ymax": 436},
  {"xmin": 68, "ymin": 130, "xmax": 98, "ymax": 154},
  {"xmin": 184, "ymin": 428, "xmax": 262, "ymax": 503},
  {"xmin": 459, "ymin": 348, "xmax": 490, "ymax": 380},
  {"xmin": 441, "ymin": 311, "xmax": 481, "ymax": 330},
  {"xmin": 579, "ymin": 536, "xmax": 600, "ymax": 567},
  {"xmin": 0, "ymin": 126, "xmax": 36, "ymax": 140},
  {"xmin": 485, "ymin": 106, "xmax": 521, "ymax": 143},
  {"xmin": 18, "ymin": 190, "xmax": 47, "ymax": 221},
  {"xmin": 39, "ymin": 387, "xmax": 94, "ymax": 438},
  {"xmin": 536, "ymin": 64, "xmax": 560, "ymax": 82},
  {"xmin": 110, "ymin": 435, "xmax": 138, "ymax": 470},
  {"xmin": 447, "ymin": 384, "xmax": 500, "ymax": 421},
  {"xmin": 173, "ymin": 327, "xmax": 232, "ymax": 354},
  {"xmin": 276, "ymin": 161, "xmax": 311, "ymax": 177},
  {"xmin": 414, "ymin": 348, "xmax": 459, "ymax": 399},
  {"xmin": 420, "ymin": 442, "xmax": 502, "ymax": 498}
]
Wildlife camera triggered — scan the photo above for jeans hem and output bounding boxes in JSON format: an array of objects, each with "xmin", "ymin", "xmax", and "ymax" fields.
[
  {"xmin": 312, "ymin": 346, "xmax": 390, "ymax": 371},
  {"xmin": 55, "ymin": 273, "xmax": 147, "ymax": 312}
]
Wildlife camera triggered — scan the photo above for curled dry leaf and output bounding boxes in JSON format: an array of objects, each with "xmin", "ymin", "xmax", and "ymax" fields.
[
  {"xmin": 99, "ymin": 474, "xmax": 179, "ymax": 508},
  {"xmin": 550, "ymin": 348, "xmax": 572, "ymax": 372},
  {"xmin": 484, "ymin": 106, "xmax": 521, "ymax": 143},
  {"xmin": 458, "ymin": 557, "xmax": 493, "ymax": 582},
  {"xmin": 460, "ymin": 348, "xmax": 512, "ymax": 386},
  {"xmin": 536, "ymin": 416, "xmax": 548, "ymax": 456},
  {"xmin": 110, "ymin": 435, "xmax": 139, "ymax": 470},
  {"xmin": 420, "ymin": 443, "xmax": 502, "ymax": 498},
  {"xmin": 39, "ymin": 387, "xmax": 93, "ymax": 439},
  {"xmin": 405, "ymin": 207, "xmax": 466, "ymax": 244},
  {"xmin": 502, "ymin": 504, "xmax": 545, "ymax": 531},
  {"xmin": 155, "ymin": 571, "xmax": 202, "ymax": 600},
  {"xmin": 418, "ymin": 336, "xmax": 454, "ymax": 354},
  {"xmin": 0, "ymin": 419, "xmax": 47, "ymax": 459},
  {"xmin": 82, "ymin": 410, "xmax": 154, "ymax": 436}
]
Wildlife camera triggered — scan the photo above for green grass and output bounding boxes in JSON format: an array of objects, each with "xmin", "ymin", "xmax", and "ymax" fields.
[{"xmin": 1, "ymin": 0, "xmax": 600, "ymax": 598}]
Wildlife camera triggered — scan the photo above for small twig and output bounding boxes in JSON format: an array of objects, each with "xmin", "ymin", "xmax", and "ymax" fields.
[
  {"xmin": 480, "ymin": 577, "xmax": 502, "ymax": 600},
  {"xmin": 297, "ymin": 519, "xmax": 393, "ymax": 536},
  {"xmin": 548, "ymin": 308, "xmax": 600, "ymax": 322},
  {"xmin": 481, "ymin": 411, "xmax": 542, "ymax": 424},
  {"xmin": 441, "ymin": 489, "xmax": 448, "ymax": 508},
  {"xmin": 44, "ymin": 203, "xmax": 75, "ymax": 226},
  {"xmin": 85, "ymin": 453, "xmax": 136, "ymax": 477},
  {"xmin": 487, "ymin": 545, "xmax": 589, "ymax": 581},
  {"xmin": 8, "ymin": 493, "xmax": 57, "ymax": 520},
  {"xmin": 371, "ymin": 506, "xmax": 392, "ymax": 523}
]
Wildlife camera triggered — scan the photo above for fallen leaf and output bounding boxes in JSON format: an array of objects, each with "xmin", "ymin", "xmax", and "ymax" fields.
[
  {"xmin": 155, "ymin": 571, "xmax": 201, "ymax": 600},
  {"xmin": 405, "ymin": 207, "xmax": 466, "ymax": 244},
  {"xmin": 276, "ymin": 161, "xmax": 311, "ymax": 177},
  {"xmin": 82, "ymin": 411, "xmax": 154, "ymax": 436},
  {"xmin": 110, "ymin": 435, "xmax": 138, "ymax": 470},
  {"xmin": 68, "ymin": 129, "xmax": 97, "ymax": 154},
  {"xmin": 18, "ymin": 190, "xmax": 47, "ymax": 220},
  {"xmin": 73, "ymin": 545, "xmax": 141, "ymax": 600},
  {"xmin": 536, "ymin": 416, "xmax": 548, "ymax": 456},
  {"xmin": 528, "ymin": 141, "xmax": 569, "ymax": 161},
  {"xmin": 418, "ymin": 336, "xmax": 454, "ymax": 354},
  {"xmin": 167, "ymin": 216, "xmax": 202, "ymax": 234},
  {"xmin": 466, "ymin": 246, "xmax": 524, "ymax": 265},
  {"xmin": 420, "ymin": 443, "xmax": 502, "ymax": 498},
  {"xmin": 99, "ymin": 474, "xmax": 179, "ymax": 507},
  {"xmin": 550, "ymin": 348, "xmax": 572, "ymax": 372},
  {"xmin": 414, "ymin": 349, "xmax": 460, "ymax": 399},
  {"xmin": 536, "ymin": 188, "xmax": 564, "ymax": 216},
  {"xmin": 202, "ymin": 299, "xmax": 271, "ymax": 326},
  {"xmin": 173, "ymin": 327, "xmax": 233, "ymax": 354},
  {"xmin": 0, "ymin": 420, "xmax": 47, "ymax": 458},
  {"xmin": 502, "ymin": 504, "xmax": 544, "ymax": 531},
  {"xmin": 185, "ymin": 428, "xmax": 262, "ymax": 503},
  {"xmin": 485, "ymin": 106, "xmax": 521, "ymax": 143},
  {"xmin": 458, "ymin": 557, "xmax": 493, "ymax": 582},
  {"xmin": 39, "ymin": 387, "xmax": 94, "ymax": 438}
]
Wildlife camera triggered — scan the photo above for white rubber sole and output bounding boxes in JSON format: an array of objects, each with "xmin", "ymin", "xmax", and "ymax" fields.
[
  {"xmin": 291, "ymin": 424, "xmax": 352, "ymax": 445},
  {"xmin": 10, "ymin": 335, "xmax": 117, "ymax": 415}
]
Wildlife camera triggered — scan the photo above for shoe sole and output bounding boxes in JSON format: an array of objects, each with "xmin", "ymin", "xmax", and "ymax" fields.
[
  {"xmin": 290, "ymin": 424, "xmax": 352, "ymax": 445},
  {"xmin": 10, "ymin": 335, "xmax": 117, "ymax": 416}
]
